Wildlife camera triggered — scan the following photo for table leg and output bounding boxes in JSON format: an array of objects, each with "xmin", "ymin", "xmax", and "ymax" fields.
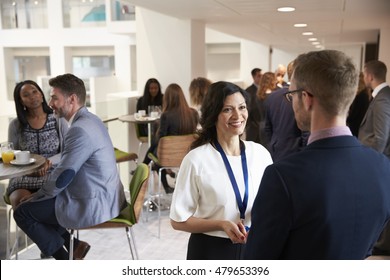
[{"xmin": 147, "ymin": 123, "xmax": 152, "ymax": 147}]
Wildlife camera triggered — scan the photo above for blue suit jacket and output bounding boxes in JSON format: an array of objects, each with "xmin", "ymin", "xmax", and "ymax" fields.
[
  {"xmin": 264, "ymin": 87, "xmax": 309, "ymax": 162},
  {"xmin": 245, "ymin": 136, "xmax": 390, "ymax": 259},
  {"xmin": 33, "ymin": 107, "xmax": 126, "ymax": 229}
]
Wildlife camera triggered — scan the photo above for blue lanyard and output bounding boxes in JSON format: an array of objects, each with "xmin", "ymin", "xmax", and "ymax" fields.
[{"xmin": 214, "ymin": 139, "xmax": 249, "ymax": 224}]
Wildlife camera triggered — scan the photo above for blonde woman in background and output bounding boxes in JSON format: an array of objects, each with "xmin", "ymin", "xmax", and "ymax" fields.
[{"xmin": 189, "ymin": 77, "xmax": 212, "ymax": 116}]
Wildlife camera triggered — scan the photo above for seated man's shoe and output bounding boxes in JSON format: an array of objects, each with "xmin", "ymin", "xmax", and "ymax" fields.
[
  {"xmin": 40, "ymin": 252, "xmax": 51, "ymax": 259},
  {"xmin": 73, "ymin": 240, "xmax": 91, "ymax": 260},
  {"xmin": 165, "ymin": 186, "xmax": 175, "ymax": 194}
]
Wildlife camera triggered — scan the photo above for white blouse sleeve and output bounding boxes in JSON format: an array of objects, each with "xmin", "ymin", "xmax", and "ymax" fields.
[{"xmin": 169, "ymin": 151, "xmax": 200, "ymax": 222}]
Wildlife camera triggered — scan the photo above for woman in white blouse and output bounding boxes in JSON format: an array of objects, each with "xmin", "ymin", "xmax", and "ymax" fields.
[{"xmin": 170, "ymin": 81, "xmax": 273, "ymax": 259}]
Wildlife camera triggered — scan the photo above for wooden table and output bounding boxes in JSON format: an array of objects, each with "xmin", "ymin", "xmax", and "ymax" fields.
[
  {"xmin": 0, "ymin": 154, "xmax": 46, "ymax": 180},
  {"xmin": 118, "ymin": 114, "xmax": 159, "ymax": 147}
]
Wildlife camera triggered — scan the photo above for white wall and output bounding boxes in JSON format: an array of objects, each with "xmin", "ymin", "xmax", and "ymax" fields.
[
  {"xmin": 136, "ymin": 7, "xmax": 205, "ymax": 99},
  {"xmin": 379, "ymin": 28, "xmax": 390, "ymax": 82},
  {"xmin": 240, "ymin": 39, "xmax": 270, "ymax": 88},
  {"xmin": 270, "ymin": 48, "xmax": 298, "ymax": 74}
]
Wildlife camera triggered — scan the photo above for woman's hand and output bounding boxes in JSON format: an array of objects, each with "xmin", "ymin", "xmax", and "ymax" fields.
[
  {"xmin": 29, "ymin": 159, "xmax": 52, "ymax": 177},
  {"xmin": 221, "ymin": 220, "xmax": 248, "ymax": 244},
  {"xmin": 19, "ymin": 193, "xmax": 34, "ymax": 204}
]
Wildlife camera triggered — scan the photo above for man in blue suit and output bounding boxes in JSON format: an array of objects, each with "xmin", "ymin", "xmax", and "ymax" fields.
[
  {"xmin": 14, "ymin": 73, "xmax": 126, "ymax": 260},
  {"xmin": 358, "ymin": 60, "xmax": 390, "ymax": 257},
  {"xmin": 244, "ymin": 50, "xmax": 390, "ymax": 259}
]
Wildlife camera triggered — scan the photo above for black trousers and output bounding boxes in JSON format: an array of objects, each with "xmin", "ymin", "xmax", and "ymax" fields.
[{"xmin": 187, "ymin": 233, "xmax": 245, "ymax": 260}]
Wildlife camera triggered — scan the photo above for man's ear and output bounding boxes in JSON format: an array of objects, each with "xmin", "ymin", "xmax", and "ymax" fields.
[
  {"xmin": 302, "ymin": 91, "xmax": 313, "ymax": 111},
  {"xmin": 70, "ymin": 93, "xmax": 78, "ymax": 104}
]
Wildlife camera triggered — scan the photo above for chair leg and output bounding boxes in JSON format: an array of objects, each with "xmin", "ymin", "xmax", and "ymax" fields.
[
  {"xmin": 69, "ymin": 229, "xmax": 75, "ymax": 260},
  {"xmin": 158, "ymin": 169, "xmax": 162, "ymax": 239},
  {"xmin": 143, "ymin": 162, "xmax": 155, "ymax": 223},
  {"xmin": 6, "ymin": 207, "xmax": 16, "ymax": 259},
  {"xmin": 125, "ymin": 227, "xmax": 139, "ymax": 260},
  {"xmin": 6, "ymin": 206, "xmax": 22, "ymax": 260},
  {"xmin": 138, "ymin": 142, "xmax": 143, "ymax": 162}
]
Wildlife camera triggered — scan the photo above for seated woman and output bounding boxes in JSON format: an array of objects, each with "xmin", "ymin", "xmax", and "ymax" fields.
[
  {"xmin": 143, "ymin": 83, "xmax": 199, "ymax": 193},
  {"xmin": 136, "ymin": 78, "xmax": 164, "ymax": 138},
  {"xmin": 7, "ymin": 80, "xmax": 88, "ymax": 259},
  {"xmin": 7, "ymin": 80, "xmax": 67, "ymax": 209}
]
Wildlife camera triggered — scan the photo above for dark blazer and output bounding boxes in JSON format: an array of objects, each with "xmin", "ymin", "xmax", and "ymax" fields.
[
  {"xmin": 264, "ymin": 87, "xmax": 309, "ymax": 162},
  {"xmin": 245, "ymin": 136, "xmax": 390, "ymax": 259},
  {"xmin": 245, "ymin": 84, "xmax": 263, "ymax": 144},
  {"xmin": 347, "ymin": 89, "xmax": 370, "ymax": 137},
  {"xmin": 359, "ymin": 85, "xmax": 390, "ymax": 157}
]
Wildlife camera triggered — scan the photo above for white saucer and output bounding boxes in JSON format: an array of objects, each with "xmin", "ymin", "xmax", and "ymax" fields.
[
  {"xmin": 10, "ymin": 158, "xmax": 36, "ymax": 166},
  {"xmin": 134, "ymin": 116, "xmax": 157, "ymax": 121}
]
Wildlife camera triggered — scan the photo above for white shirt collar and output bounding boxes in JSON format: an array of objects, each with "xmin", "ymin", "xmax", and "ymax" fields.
[
  {"xmin": 67, "ymin": 112, "xmax": 77, "ymax": 127},
  {"xmin": 372, "ymin": 82, "xmax": 389, "ymax": 99}
]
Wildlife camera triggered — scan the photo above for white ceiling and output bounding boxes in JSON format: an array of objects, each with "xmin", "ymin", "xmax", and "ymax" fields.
[{"xmin": 127, "ymin": 0, "xmax": 390, "ymax": 53}]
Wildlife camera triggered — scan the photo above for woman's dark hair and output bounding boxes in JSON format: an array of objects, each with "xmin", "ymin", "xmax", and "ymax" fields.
[
  {"xmin": 191, "ymin": 81, "xmax": 249, "ymax": 149},
  {"xmin": 140, "ymin": 78, "xmax": 163, "ymax": 108},
  {"xmin": 13, "ymin": 80, "xmax": 52, "ymax": 126}
]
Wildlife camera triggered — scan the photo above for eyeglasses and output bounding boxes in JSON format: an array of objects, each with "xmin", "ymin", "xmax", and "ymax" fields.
[{"xmin": 284, "ymin": 88, "xmax": 303, "ymax": 102}]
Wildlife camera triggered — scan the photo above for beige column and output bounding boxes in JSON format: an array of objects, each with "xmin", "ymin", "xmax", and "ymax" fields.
[{"xmin": 379, "ymin": 28, "xmax": 390, "ymax": 82}]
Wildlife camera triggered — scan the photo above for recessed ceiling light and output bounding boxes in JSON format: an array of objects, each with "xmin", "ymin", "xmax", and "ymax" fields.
[
  {"xmin": 277, "ymin": 7, "xmax": 295, "ymax": 12},
  {"xmin": 308, "ymin": 38, "xmax": 318, "ymax": 41},
  {"xmin": 315, "ymin": 45, "xmax": 322, "ymax": 49},
  {"xmin": 294, "ymin": 23, "xmax": 307, "ymax": 28},
  {"xmin": 302, "ymin": 32, "xmax": 313, "ymax": 36},
  {"xmin": 312, "ymin": 42, "xmax": 320, "ymax": 45}
]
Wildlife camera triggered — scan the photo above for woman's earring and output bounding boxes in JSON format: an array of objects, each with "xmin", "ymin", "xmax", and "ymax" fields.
[{"xmin": 23, "ymin": 106, "xmax": 26, "ymax": 110}]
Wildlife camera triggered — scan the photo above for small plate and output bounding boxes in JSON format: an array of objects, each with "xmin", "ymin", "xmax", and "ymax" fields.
[
  {"xmin": 10, "ymin": 158, "xmax": 36, "ymax": 166},
  {"xmin": 134, "ymin": 116, "xmax": 157, "ymax": 121}
]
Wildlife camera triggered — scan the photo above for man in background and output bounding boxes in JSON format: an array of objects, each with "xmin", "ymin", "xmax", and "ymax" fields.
[
  {"xmin": 245, "ymin": 68, "xmax": 263, "ymax": 143},
  {"xmin": 264, "ymin": 60, "xmax": 309, "ymax": 161},
  {"xmin": 358, "ymin": 60, "xmax": 390, "ymax": 257},
  {"xmin": 245, "ymin": 68, "xmax": 262, "ymax": 97}
]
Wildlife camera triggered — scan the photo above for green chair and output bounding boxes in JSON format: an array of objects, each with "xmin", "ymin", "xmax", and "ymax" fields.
[
  {"xmin": 69, "ymin": 163, "xmax": 149, "ymax": 260},
  {"xmin": 114, "ymin": 147, "xmax": 138, "ymax": 164}
]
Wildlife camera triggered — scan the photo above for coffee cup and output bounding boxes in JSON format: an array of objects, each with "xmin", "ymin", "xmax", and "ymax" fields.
[
  {"xmin": 15, "ymin": 151, "xmax": 30, "ymax": 163},
  {"xmin": 138, "ymin": 110, "xmax": 146, "ymax": 116}
]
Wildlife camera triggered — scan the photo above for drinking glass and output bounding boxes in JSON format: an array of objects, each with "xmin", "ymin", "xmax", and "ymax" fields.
[
  {"xmin": 1, "ymin": 142, "xmax": 15, "ymax": 164},
  {"xmin": 148, "ymin": 106, "xmax": 155, "ymax": 116}
]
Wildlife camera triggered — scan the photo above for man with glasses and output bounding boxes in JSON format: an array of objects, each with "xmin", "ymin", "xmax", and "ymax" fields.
[{"xmin": 244, "ymin": 50, "xmax": 390, "ymax": 259}]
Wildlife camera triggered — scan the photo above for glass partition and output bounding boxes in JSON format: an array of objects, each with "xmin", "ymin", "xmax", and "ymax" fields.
[
  {"xmin": 1, "ymin": 0, "xmax": 47, "ymax": 29},
  {"xmin": 110, "ymin": 0, "xmax": 135, "ymax": 21},
  {"xmin": 63, "ymin": 0, "xmax": 106, "ymax": 28}
]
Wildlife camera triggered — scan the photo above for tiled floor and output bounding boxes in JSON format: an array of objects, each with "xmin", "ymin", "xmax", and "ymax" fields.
[{"xmin": 6, "ymin": 207, "xmax": 190, "ymax": 260}]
